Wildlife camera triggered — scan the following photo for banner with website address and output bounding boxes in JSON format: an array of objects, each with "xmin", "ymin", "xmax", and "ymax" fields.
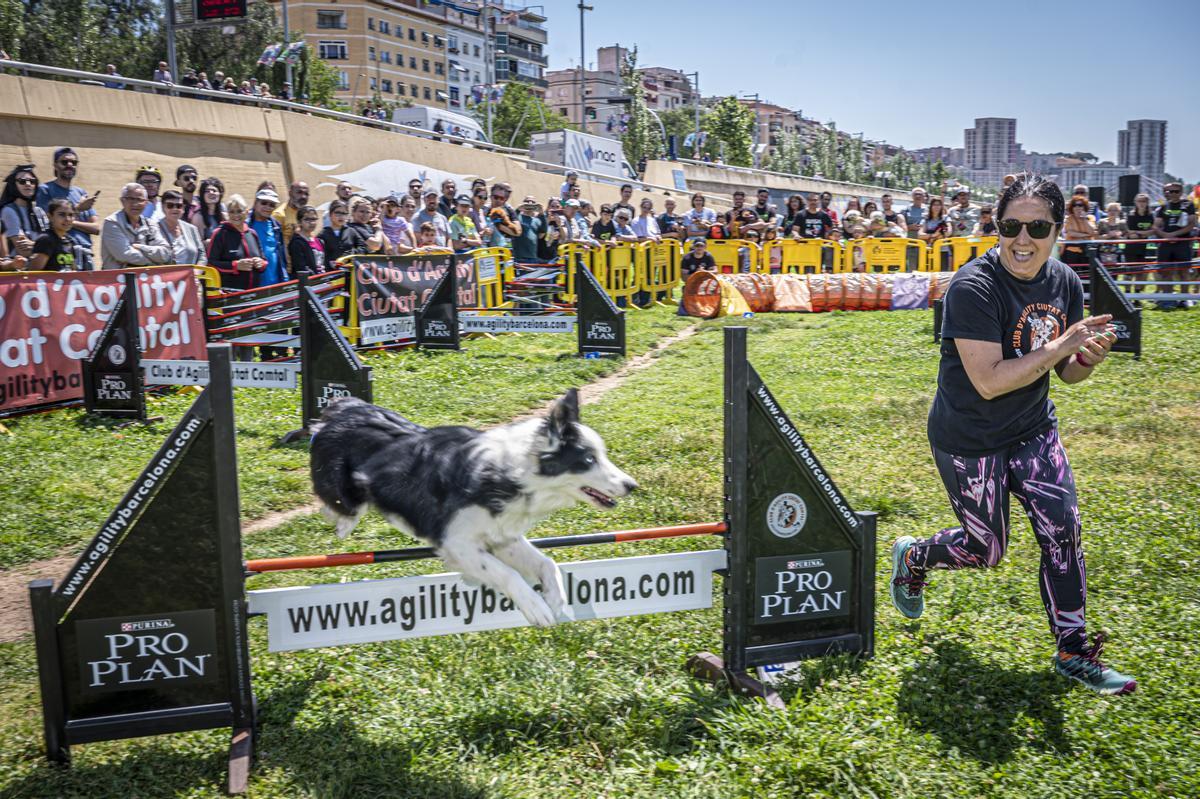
[
  {"xmin": 248, "ymin": 549, "xmax": 726, "ymax": 652},
  {"xmin": 351, "ymin": 254, "xmax": 478, "ymax": 345},
  {"xmin": 0, "ymin": 267, "xmax": 206, "ymax": 415}
]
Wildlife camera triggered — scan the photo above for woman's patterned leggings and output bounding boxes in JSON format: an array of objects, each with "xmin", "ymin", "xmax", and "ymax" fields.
[{"xmin": 908, "ymin": 427, "xmax": 1088, "ymax": 653}]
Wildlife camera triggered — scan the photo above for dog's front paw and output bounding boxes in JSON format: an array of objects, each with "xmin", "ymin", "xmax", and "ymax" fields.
[{"xmin": 517, "ymin": 595, "xmax": 559, "ymax": 628}]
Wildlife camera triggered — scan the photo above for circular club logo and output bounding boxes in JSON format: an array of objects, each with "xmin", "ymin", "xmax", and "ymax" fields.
[
  {"xmin": 767, "ymin": 493, "xmax": 807, "ymax": 539},
  {"xmin": 107, "ymin": 343, "xmax": 127, "ymax": 366}
]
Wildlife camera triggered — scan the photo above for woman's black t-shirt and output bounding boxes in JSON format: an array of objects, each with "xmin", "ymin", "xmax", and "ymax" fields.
[{"xmin": 928, "ymin": 248, "xmax": 1084, "ymax": 456}]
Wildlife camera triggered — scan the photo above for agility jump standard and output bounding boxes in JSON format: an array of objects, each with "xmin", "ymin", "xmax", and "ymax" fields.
[{"xmin": 31, "ymin": 328, "xmax": 874, "ymax": 794}]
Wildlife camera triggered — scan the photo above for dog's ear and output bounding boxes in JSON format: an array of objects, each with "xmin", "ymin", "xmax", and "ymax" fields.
[{"xmin": 545, "ymin": 388, "xmax": 580, "ymax": 444}]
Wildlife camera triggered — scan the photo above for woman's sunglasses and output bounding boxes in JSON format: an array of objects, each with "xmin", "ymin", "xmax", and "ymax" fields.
[{"xmin": 997, "ymin": 219, "xmax": 1055, "ymax": 239}]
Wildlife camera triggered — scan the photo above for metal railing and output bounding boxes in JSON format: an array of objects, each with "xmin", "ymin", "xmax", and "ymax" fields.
[{"xmin": 0, "ymin": 59, "xmax": 732, "ymax": 204}]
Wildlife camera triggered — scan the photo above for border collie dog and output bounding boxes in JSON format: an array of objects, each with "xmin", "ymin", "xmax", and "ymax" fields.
[{"xmin": 310, "ymin": 390, "xmax": 637, "ymax": 627}]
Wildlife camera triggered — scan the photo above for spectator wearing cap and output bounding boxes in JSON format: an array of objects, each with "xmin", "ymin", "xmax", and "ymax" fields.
[
  {"xmin": 248, "ymin": 189, "xmax": 288, "ymax": 284},
  {"xmin": 173, "ymin": 164, "xmax": 200, "ymax": 220},
  {"xmin": 611, "ymin": 208, "xmax": 639, "ymax": 243},
  {"xmin": 100, "ymin": 183, "xmax": 171, "ymax": 269},
  {"xmin": 948, "ymin": 188, "xmax": 978, "ymax": 237},
  {"xmin": 448, "ymin": 195, "xmax": 482, "ymax": 252},
  {"xmin": 632, "ymin": 198, "xmax": 662, "ymax": 242},
  {"xmin": 560, "ymin": 171, "xmax": 578, "ymax": 200},
  {"xmin": 36, "ymin": 147, "xmax": 99, "ymax": 267},
  {"xmin": 274, "ymin": 180, "xmax": 309, "ymax": 245},
  {"xmin": 487, "ymin": 182, "xmax": 520, "ymax": 247},
  {"xmin": 135, "ymin": 166, "xmax": 165, "ymax": 223},
  {"xmin": 903, "ymin": 187, "xmax": 928, "ymax": 237},
  {"xmin": 591, "ymin": 205, "xmax": 617, "ymax": 243},
  {"xmin": 511, "ymin": 196, "xmax": 545, "ymax": 262},
  {"xmin": 561, "ymin": 199, "xmax": 595, "ymax": 245},
  {"xmin": 437, "ymin": 179, "xmax": 458, "ymax": 219},
  {"xmin": 158, "ymin": 190, "xmax": 206, "ymax": 265},
  {"xmin": 414, "ymin": 190, "xmax": 451, "ymax": 248},
  {"xmin": 378, "ymin": 193, "xmax": 415, "ymax": 254}
]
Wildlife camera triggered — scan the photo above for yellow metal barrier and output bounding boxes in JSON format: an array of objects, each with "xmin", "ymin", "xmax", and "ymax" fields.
[
  {"xmin": 762, "ymin": 239, "xmax": 842, "ymax": 274},
  {"xmin": 637, "ymin": 239, "xmax": 681, "ymax": 304},
  {"xmin": 928, "ymin": 236, "xmax": 997, "ymax": 271},
  {"xmin": 555, "ymin": 242, "xmax": 604, "ymax": 303},
  {"xmin": 705, "ymin": 239, "xmax": 761, "ymax": 274},
  {"xmin": 468, "ymin": 246, "xmax": 513, "ymax": 308},
  {"xmin": 603, "ymin": 243, "xmax": 643, "ymax": 307},
  {"xmin": 843, "ymin": 237, "xmax": 927, "ymax": 273}
]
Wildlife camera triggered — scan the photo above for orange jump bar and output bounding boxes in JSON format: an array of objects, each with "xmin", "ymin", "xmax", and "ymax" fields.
[{"xmin": 245, "ymin": 521, "xmax": 727, "ymax": 574}]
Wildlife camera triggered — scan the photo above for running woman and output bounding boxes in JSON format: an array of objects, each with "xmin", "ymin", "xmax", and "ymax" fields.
[{"xmin": 890, "ymin": 173, "xmax": 1136, "ymax": 696}]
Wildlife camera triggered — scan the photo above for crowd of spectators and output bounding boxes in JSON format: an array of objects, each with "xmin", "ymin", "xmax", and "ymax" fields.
[{"xmin": 0, "ymin": 149, "xmax": 1194, "ymax": 306}]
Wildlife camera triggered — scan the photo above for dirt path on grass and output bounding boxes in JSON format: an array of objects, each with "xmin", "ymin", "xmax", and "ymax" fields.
[{"xmin": 0, "ymin": 323, "xmax": 699, "ymax": 643}]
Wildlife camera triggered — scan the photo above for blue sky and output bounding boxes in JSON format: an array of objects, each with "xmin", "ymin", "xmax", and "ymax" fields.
[{"xmin": 539, "ymin": 0, "xmax": 1198, "ymax": 181}]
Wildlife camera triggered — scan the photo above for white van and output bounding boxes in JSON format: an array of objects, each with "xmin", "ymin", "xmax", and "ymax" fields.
[{"xmin": 390, "ymin": 106, "xmax": 488, "ymax": 144}]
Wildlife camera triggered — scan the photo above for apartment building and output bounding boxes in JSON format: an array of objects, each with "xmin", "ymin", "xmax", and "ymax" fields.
[
  {"xmin": 1118, "ymin": 119, "xmax": 1167, "ymax": 187},
  {"xmin": 275, "ymin": 0, "xmax": 451, "ymax": 106}
]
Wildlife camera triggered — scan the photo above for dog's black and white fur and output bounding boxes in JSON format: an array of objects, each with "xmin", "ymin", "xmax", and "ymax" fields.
[{"xmin": 309, "ymin": 390, "xmax": 637, "ymax": 627}]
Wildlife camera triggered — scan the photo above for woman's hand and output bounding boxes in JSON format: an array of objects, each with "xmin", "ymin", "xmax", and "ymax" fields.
[
  {"xmin": 1076, "ymin": 327, "xmax": 1118, "ymax": 367},
  {"xmin": 1056, "ymin": 314, "xmax": 1114, "ymax": 358}
]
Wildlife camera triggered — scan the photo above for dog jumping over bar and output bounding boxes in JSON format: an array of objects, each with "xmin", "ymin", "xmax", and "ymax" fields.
[{"xmin": 309, "ymin": 391, "xmax": 638, "ymax": 627}]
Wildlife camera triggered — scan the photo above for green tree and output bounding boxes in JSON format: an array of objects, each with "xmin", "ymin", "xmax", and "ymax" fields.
[
  {"xmin": 815, "ymin": 122, "xmax": 839, "ymax": 179},
  {"xmin": 658, "ymin": 106, "xmax": 707, "ymax": 157},
  {"xmin": 702, "ymin": 96, "xmax": 753, "ymax": 166},
  {"xmin": 846, "ymin": 135, "xmax": 864, "ymax": 183},
  {"xmin": 617, "ymin": 46, "xmax": 663, "ymax": 170},
  {"xmin": 297, "ymin": 46, "xmax": 345, "ymax": 109},
  {"xmin": 176, "ymin": 1, "xmax": 284, "ymax": 86},
  {"xmin": 0, "ymin": 0, "xmax": 27, "ymax": 60},
  {"xmin": 763, "ymin": 131, "xmax": 803, "ymax": 175},
  {"xmin": 485, "ymin": 81, "xmax": 570, "ymax": 149}
]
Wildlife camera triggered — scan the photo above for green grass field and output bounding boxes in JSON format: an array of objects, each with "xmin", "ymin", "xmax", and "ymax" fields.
[{"xmin": 1, "ymin": 307, "xmax": 1197, "ymax": 798}]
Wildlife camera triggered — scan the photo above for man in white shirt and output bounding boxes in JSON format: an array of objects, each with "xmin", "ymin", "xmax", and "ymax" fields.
[{"xmin": 631, "ymin": 199, "xmax": 662, "ymax": 242}]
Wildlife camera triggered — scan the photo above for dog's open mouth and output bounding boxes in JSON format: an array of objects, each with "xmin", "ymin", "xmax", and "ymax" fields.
[{"xmin": 581, "ymin": 486, "xmax": 618, "ymax": 509}]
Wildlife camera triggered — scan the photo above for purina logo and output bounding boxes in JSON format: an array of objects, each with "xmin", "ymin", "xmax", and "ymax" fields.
[
  {"xmin": 786, "ymin": 558, "xmax": 825, "ymax": 570},
  {"xmin": 120, "ymin": 618, "xmax": 175, "ymax": 633}
]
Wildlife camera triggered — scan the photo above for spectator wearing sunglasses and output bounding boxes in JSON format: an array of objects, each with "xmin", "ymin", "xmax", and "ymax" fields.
[
  {"xmin": 157, "ymin": 190, "xmax": 206, "ymax": 265},
  {"xmin": 135, "ymin": 166, "xmax": 165, "ymax": 224},
  {"xmin": 100, "ymin": 183, "xmax": 171, "ymax": 269},
  {"xmin": 1, "ymin": 164, "xmax": 50, "ymax": 259},
  {"xmin": 1152, "ymin": 182, "xmax": 1196, "ymax": 306},
  {"xmin": 486, "ymin": 182, "xmax": 520, "ymax": 247},
  {"xmin": 249, "ymin": 189, "xmax": 288, "ymax": 285},
  {"xmin": 1060, "ymin": 196, "xmax": 1096, "ymax": 269},
  {"xmin": 36, "ymin": 148, "xmax": 99, "ymax": 265},
  {"xmin": 894, "ymin": 173, "xmax": 1136, "ymax": 697}
]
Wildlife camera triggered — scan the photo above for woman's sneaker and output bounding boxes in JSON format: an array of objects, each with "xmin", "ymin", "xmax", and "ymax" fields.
[
  {"xmin": 890, "ymin": 536, "xmax": 926, "ymax": 619},
  {"xmin": 1054, "ymin": 632, "xmax": 1137, "ymax": 695}
]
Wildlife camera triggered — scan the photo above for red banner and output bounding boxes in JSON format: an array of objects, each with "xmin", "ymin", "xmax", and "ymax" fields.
[{"xmin": 0, "ymin": 267, "xmax": 206, "ymax": 415}]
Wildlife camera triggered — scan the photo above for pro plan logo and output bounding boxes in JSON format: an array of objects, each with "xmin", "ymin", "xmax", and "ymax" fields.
[
  {"xmin": 766, "ymin": 492, "xmax": 807, "ymax": 539},
  {"xmin": 586, "ymin": 321, "xmax": 616, "ymax": 341},
  {"xmin": 423, "ymin": 319, "xmax": 451, "ymax": 339},
  {"xmin": 76, "ymin": 609, "xmax": 219, "ymax": 693}
]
